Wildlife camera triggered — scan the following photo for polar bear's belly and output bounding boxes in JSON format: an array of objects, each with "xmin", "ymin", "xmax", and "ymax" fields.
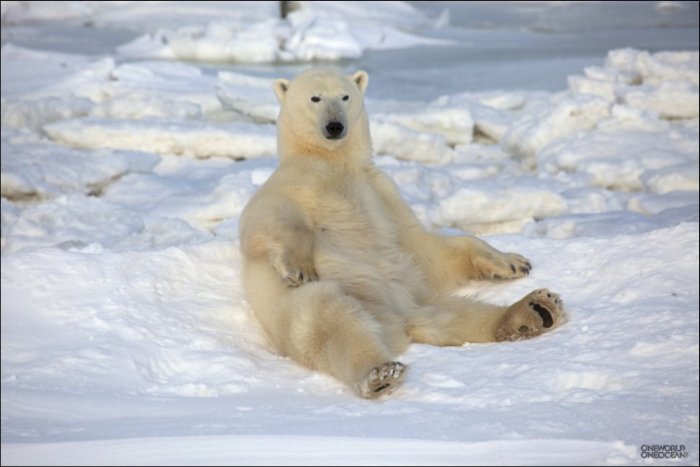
[{"xmin": 310, "ymin": 193, "xmax": 423, "ymax": 299}]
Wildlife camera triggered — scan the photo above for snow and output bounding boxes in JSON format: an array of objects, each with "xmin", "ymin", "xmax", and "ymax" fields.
[
  {"xmin": 1, "ymin": 127, "xmax": 160, "ymax": 202},
  {"xmin": 1, "ymin": 436, "xmax": 639, "ymax": 466},
  {"xmin": 1, "ymin": 1, "xmax": 699, "ymax": 465},
  {"xmin": 43, "ymin": 117, "xmax": 277, "ymax": 159},
  {"xmin": 113, "ymin": 1, "xmax": 450, "ymax": 63}
]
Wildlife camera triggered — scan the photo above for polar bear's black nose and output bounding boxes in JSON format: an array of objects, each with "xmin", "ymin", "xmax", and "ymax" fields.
[{"xmin": 325, "ymin": 121, "xmax": 345, "ymax": 139}]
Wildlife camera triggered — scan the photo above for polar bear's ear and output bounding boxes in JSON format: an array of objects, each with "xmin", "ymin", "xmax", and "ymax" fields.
[
  {"xmin": 273, "ymin": 78, "xmax": 291, "ymax": 102},
  {"xmin": 352, "ymin": 70, "xmax": 369, "ymax": 94}
]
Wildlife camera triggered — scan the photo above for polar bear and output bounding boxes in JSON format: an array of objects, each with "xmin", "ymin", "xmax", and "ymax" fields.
[{"xmin": 239, "ymin": 67, "xmax": 564, "ymax": 398}]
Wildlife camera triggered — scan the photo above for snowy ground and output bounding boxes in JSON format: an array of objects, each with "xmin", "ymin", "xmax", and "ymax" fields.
[{"xmin": 1, "ymin": 1, "xmax": 699, "ymax": 465}]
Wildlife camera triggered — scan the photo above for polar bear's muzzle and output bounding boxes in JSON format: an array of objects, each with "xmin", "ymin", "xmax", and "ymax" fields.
[{"xmin": 324, "ymin": 121, "xmax": 346, "ymax": 140}]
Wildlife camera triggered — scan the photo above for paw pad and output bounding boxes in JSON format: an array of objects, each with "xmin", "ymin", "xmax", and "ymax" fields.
[
  {"xmin": 529, "ymin": 302, "xmax": 554, "ymax": 328},
  {"xmin": 357, "ymin": 361, "xmax": 407, "ymax": 399},
  {"xmin": 496, "ymin": 288, "xmax": 564, "ymax": 342}
]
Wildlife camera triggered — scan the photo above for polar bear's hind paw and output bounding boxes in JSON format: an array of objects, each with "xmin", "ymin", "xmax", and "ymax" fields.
[
  {"xmin": 496, "ymin": 289, "xmax": 564, "ymax": 341},
  {"xmin": 356, "ymin": 361, "xmax": 407, "ymax": 399}
]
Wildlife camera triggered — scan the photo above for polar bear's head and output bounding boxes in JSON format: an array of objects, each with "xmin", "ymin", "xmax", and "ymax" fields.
[{"xmin": 273, "ymin": 67, "xmax": 370, "ymax": 159}]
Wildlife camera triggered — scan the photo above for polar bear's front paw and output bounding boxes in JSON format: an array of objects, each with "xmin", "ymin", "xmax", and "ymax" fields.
[
  {"xmin": 356, "ymin": 362, "xmax": 407, "ymax": 399},
  {"xmin": 474, "ymin": 251, "xmax": 532, "ymax": 280},
  {"xmin": 271, "ymin": 251, "xmax": 318, "ymax": 287},
  {"xmin": 283, "ymin": 265, "xmax": 318, "ymax": 287},
  {"xmin": 496, "ymin": 289, "xmax": 564, "ymax": 341}
]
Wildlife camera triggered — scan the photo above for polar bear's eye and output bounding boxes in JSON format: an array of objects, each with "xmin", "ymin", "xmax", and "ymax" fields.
[
  {"xmin": 311, "ymin": 96, "xmax": 321, "ymax": 103},
  {"xmin": 342, "ymin": 95, "xmax": 349, "ymax": 101}
]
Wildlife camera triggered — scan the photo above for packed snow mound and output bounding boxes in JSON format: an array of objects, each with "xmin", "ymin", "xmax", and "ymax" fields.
[
  {"xmin": 1, "ymin": 153, "xmax": 263, "ymax": 254},
  {"xmin": 43, "ymin": 118, "xmax": 277, "ymax": 160},
  {"xmin": 1, "ymin": 128, "xmax": 159, "ymax": 201},
  {"xmin": 0, "ymin": 45, "xmax": 101, "ymax": 129},
  {"xmin": 1, "ymin": 47, "xmax": 221, "ymax": 131},
  {"xmin": 570, "ymin": 48, "xmax": 699, "ymax": 118},
  {"xmin": 1, "ymin": 1, "xmax": 280, "ymax": 29},
  {"xmin": 370, "ymin": 97, "xmax": 475, "ymax": 164},
  {"xmin": 117, "ymin": 2, "xmax": 450, "ymax": 62},
  {"xmin": 217, "ymin": 71, "xmax": 280, "ymax": 123},
  {"xmin": 434, "ymin": 176, "xmax": 569, "ymax": 234},
  {"xmin": 501, "ymin": 48, "xmax": 699, "ymax": 192},
  {"xmin": 537, "ymin": 114, "xmax": 698, "ymax": 192}
]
